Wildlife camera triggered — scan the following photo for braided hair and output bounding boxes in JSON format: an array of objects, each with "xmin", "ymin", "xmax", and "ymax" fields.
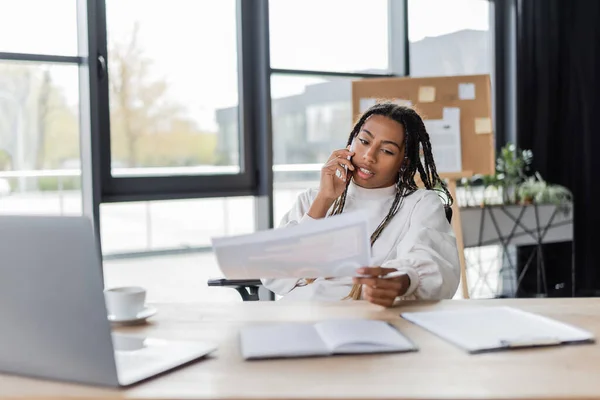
[{"xmin": 332, "ymin": 102, "xmax": 453, "ymax": 300}]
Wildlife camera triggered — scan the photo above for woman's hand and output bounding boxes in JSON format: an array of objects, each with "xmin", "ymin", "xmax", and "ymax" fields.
[
  {"xmin": 353, "ymin": 267, "xmax": 410, "ymax": 307},
  {"xmin": 319, "ymin": 148, "xmax": 355, "ymax": 201},
  {"xmin": 308, "ymin": 148, "xmax": 355, "ymax": 219}
]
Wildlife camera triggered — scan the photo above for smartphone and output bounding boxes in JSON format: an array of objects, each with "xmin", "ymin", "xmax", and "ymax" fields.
[{"xmin": 345, "ymin": 139, "xmax": 356, "ymax": 174}]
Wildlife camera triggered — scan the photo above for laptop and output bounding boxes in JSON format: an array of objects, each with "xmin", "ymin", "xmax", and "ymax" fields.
[{"xmin": 0, "ymin": 215, "xmax": 216, "ymax": 387}]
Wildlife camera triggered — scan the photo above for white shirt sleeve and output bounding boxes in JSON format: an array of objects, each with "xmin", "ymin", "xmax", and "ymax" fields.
[
  {"xmin": 382, "ymin": 191, "xmax": 460, "ymax": 300},
  {"xmin": 260, "ymin": 189, "xmax": 318, "ymax": 296}
]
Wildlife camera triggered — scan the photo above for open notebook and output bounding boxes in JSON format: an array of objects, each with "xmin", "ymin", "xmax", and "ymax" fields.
[
  {"xmin": 240, "ymin": 319, "xmax": 417, "ymax": 360},
  {"xmin": 402, "ymin": 306, "xmax": 595, "ymax": 354}
]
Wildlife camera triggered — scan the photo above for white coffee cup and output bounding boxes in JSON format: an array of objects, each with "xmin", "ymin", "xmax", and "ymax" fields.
[{"xmin": 104, "ymin": 286, "xmax": 146, "ymax": 319}]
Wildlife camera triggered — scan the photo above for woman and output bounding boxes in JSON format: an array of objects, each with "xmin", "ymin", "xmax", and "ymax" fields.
[{"xmin": 262, "ymin": 102, "xmax": 460, "ymax": 307}]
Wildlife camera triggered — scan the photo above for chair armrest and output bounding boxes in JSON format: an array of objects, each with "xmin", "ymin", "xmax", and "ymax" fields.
[
  {"xmin": 207, "ymin": 278, "xmax": 264, "ymax": 301},
  {"xmin": 207, "ymin": 278, "xmax": 263, "ymax": 287}
]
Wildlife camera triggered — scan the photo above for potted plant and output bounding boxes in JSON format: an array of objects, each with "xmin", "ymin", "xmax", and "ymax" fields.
[
  {"xmin": 495, "ymin": 144, "xmax": 533, "ymax": 204},
  {"xmin": 460, "ymin": 143, "xmax": 572, "ymax": 208},
  {"xmin": 517, "ymin": 172, "xmax": 572, "ymax": 210}
]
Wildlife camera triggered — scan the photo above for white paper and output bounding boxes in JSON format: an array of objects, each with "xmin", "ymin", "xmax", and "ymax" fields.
[
  {"xmin": 240, "ymin": 320, "xmax": 416, "ymax": 359},
  {"xmin": 359, "ymin": 98, "xmax": 377, "ymax": 113},
  {"xmin": 423, "ymin": 107, "xmax": 462, "ymax": 173},
  {"xmin": 240, "ymin": 324, "xmax": 330, "ymax": 359},
  {"xmin": 392, "ymin": 98, "xmax": 412, "ymax": 107},
  {"xmin": 315, "ymin": 320, "xmax": 415, "ymax": 354},
  {"xmin": 402, "ymin": 306, "xmax": 594, "ymax": 353},
  {"xmin": 211, "ymin": 211, "xmax": 371, "ymax": 279},
  {"xmin": 458, "ymin": 83, "xmax": 476, "ymax": 100}
]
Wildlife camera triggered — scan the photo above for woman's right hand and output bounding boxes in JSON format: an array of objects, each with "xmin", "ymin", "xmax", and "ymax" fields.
[
  {"xmin": 318, "ymin": 148, "xmax": 355, "ymax": 201},
  {"xmin": 307, "ymin": 148, "xmax": 355, "ymax": 220}
]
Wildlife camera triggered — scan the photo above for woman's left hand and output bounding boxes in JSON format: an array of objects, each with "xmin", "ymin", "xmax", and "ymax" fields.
[{"xmin": 353, "ymin": 267, "xmax": 410, "ymax": 307}]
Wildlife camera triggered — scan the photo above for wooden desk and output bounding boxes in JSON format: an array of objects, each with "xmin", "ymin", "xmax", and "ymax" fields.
[{"xmin": 2, "ymin": 298, "xmax": 600, "ymax": 399}]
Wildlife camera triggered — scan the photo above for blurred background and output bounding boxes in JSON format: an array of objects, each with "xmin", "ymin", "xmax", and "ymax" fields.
[{"xmin": 0, "ymin": 0, "xmax": 596, "ymax": 302}]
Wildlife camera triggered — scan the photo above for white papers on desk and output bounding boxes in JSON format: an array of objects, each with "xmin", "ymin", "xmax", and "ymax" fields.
[
  {"xmin": 423, "ymin": 107, "xmax": 462, "ymax": 173},
  {"xmin": 211, "ymin": 211, "xmax": 371, "ymax": 279},
  {"xmin": 240, "ymin": 319, "xmax": 417, "ymax": 360},
  {"xmin": 401, "ymin": 306, "xmax": 594, "ymax": 354}
]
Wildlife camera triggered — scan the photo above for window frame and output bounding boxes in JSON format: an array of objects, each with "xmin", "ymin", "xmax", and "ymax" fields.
[
  {"xmin": 92, "ymin": 0, "xmax": 260, "ymax": 203},
  {"xmin": 88, "ymin": 0, "xmax": 410, "ymax": 236},
  {"xmin": 0, "ymin": 0, "xmax": 410, "ymax": 256},
  {"xmin": 265, "ymin": 0, "xmax": 408, "ymax": 229}
]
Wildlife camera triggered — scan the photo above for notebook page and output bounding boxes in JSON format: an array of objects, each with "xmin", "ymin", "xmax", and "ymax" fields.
[
  {"xmin": 402, "ymin": 306, "xmax": 594, "ymax": 353},
  {"xmin": 240, "ymin": 323, "xmax": 330, "ymax": 359},
  {"xmin": 314, "ymin": 319, "xmax": 415, "ymax": 354}
]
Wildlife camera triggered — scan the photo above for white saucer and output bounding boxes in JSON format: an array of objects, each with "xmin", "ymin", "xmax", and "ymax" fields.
[{"xmin": 108, "ymin": 306, "xmax": 157, "ymax": 325}]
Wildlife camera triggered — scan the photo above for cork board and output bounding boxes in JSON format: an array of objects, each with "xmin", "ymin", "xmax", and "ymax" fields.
[{"xmin": 352, "ymin": 74, "xmax": 494, "ymax": 176}]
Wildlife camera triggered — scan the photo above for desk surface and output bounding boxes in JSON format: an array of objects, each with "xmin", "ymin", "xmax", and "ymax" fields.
[{"xmin": 2, "ymin": 298, "xmax": 600, "ymax": 400}]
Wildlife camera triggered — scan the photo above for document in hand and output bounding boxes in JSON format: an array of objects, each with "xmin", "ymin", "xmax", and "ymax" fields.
[
  {"xmin": 211, "ymin": 211, "xmax": 371, "ymax": 279},
  {"xmin": 401, "ymin": 306, "xmax": 595, "ymax": 354},
  {"xmin": 240, "ymin": 319, "xmax": 417, "ymax": 360}
]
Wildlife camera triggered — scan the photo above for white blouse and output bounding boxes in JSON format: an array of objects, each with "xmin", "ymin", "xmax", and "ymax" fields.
[{"xmin": 261, "ymin": 181, "xmax": 460, "ymax": 302}]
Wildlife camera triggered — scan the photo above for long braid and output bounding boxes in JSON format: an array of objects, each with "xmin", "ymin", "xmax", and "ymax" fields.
[{"xmin": 306, "ymin": 102, "xmax": 453, "ymax": 298}]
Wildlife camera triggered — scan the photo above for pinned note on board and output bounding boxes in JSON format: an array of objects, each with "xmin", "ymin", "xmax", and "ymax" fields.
[
  {"xmin": 422, "ymin": 107, "xmax": 462, "ymax": 173},
  {"xmin": 458, "ymin": 83, "xmax": 476, "ymax": 100},
  {"xmin": 475, "ymin": 117, "xmax": 493, "ymax": 134},
  {"xmin": 392, "ymin": 98, "xmax": 413, "ymax": 107},
  {"xmin": 359, "ymin": 98, "xmax": 378, "ymax": 113},
  {"xmin": 418, "ymin": 86, "xmax": 436, "ymax": 103}
]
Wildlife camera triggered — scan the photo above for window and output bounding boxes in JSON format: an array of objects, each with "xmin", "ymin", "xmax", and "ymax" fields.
[
  {"xmin": 100, "ymin": 197, "xmax": 254, "ymax": 255},
  {"xmin": 269, "ymin": 0, "xmax": 397, "ymax": 225},
  {"xmin": 0, "ymin": 1, "xmax": 416, "ymax": 301},
  {"xmin": 0, "ymin": 0, "xmax": 78, "ymax": 56},
  {"xmin": 269, "ymin": 0, "xmax": 389, "ymax": 73},
  {"xmin": 0, "ymin": 0, "xmax": 81, "ymax": 217},
  {"xmin": 0, "ymin": 62, "xmax": 81, "ymax": 215},
  {"xmin": 408, "ymin": 0, "xmax": 491, "ymax": 77},
  {"xmin": 105, "ymin": 0, "xmax": 240, "ymax": 174},
  {"xmin": 271, "ymin": 75, "xmax": 356, "ymax": 224}
]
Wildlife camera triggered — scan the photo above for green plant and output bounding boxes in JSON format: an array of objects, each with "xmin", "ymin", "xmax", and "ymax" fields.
[
  {"xmin": 494, "ymin": 144, "xmax": 533, "ymax": 204},
  {"xmin": 461, "ymin": 143, "xmax": 572, "ymax": 207},
  {"xmin": 496, "ymin": 143, "xmax": 533, "ymax": 184},
  {"xmin": 517, "ymin": 172, "xmax": 572, "ymax": 207}
]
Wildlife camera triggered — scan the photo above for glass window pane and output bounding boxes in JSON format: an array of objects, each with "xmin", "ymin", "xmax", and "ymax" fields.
[
  {"xmin": 104, "ymin": 253, "xmax": 243, "ymax": 303},
  {"xmin": 408, "ymin": 0, "xmax": 491, "ymax": 77},
  {"xmin": 269, "ymin": 0, "xmax": 389, "ymax": 73},
  {"xmin": 271, "ymin": 75, "xmax": 355, "ymax": 224},
  {"xmin": 0, "ymin": 61, "xmax": 81, "ymax": 215},
  {"xmin": 106, "ymin": 0, "xmax": 240, "ymax": 176},
  {"xmin": 101, "ymin": 197, "xmax": 253, "ymax": 303},
  {"xmin": 100, "ymin": 198, "xmax": 255, "ymax": 304},
  {"xmin": 100, "ymin": 197, "xmax": 255, "ymax": 255},
  {"xmin": 0, "ymin": 0, "xmax": 78, "ymax": 56}
]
